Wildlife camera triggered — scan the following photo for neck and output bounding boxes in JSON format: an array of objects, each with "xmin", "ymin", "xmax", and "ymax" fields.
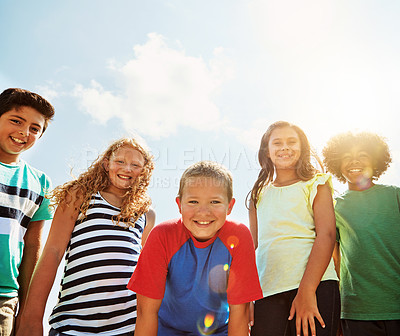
[
  {"xmin": 273, "ymin": 169, "xmax": 300, "ymax": 187},
  {"xmin": 0, "ymin": 153, "xmax": 20, "ymax": 165},
  {"xmin": 348, "ymin": 180, "xmax": 375, "ymax": 191},
  {"xmin": 100, "ymin": 187, "xmax": 126, "ymax": 207}
]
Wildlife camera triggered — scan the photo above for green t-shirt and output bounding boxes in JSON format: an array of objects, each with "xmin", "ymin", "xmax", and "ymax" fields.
[
  {"xmin": 0, "ymin": 160, "xmax": 53, "ymax": 298},
  {"xmin": 335, "ymin": 184, "xmax": 400, "ymax": 320}
]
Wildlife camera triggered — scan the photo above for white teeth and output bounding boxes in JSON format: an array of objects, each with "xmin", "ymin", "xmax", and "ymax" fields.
[
  {"xmin": 11, "ymin": 137, "xmax": 24, "ymax": 144},
  {"xmin": 118, "ymin": 175, "xmax": 131, "ymax": 180},
  {"xmin": 197, "ymin": 221, "xmax": 211, "ymax": 225},
  {"xmin": 349, "ymin": 169, "xmax": 362, "ymax": 173}
]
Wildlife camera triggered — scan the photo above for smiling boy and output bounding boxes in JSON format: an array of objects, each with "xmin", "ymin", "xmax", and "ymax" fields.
[
  {"xmin": 323, "ymin": 131, "xmax": 400, "ymax": 336},
  {"xmin": 0, "ymin": 88, "xmax": 55, "ymax": 335},
  {"xmin": 128, "ymin": 161, "xmax": 262, "ymax": 336}
]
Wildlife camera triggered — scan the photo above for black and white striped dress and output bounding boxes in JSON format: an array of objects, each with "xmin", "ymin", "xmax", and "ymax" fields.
[{"xmin": 49, "ymin": 192, "xmax": 146, "ymax": 335}]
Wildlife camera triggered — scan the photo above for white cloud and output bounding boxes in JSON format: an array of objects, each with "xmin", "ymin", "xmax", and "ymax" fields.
[
  {"xmin": 35, "ymin": 83, "xmax": 60, "ymax": 101},
  {"xmin": 73, "ymin": 33, "xmax": 234, "ymax": 138}
]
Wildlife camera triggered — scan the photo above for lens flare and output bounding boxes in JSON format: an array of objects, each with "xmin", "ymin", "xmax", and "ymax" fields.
[
  {"xmin": 209, "ymin": 264, "xmax": 229, "ymax": 293},
  {"xmin": 197, "ymin": 312, "xmax": 218, "ymax": 335},
  {"xmin": 227, "ymin": 235, "xmax": 239, "ymax": 249},
  {"xmin": 204, "ymin": 313, "xmax": 214, "ymax": 328}
]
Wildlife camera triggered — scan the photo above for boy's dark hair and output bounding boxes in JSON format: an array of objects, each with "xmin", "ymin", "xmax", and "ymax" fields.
[
  {"xmin": 178, "ymin": 160, "xmax": 233, "ymax": 201},
  {"xmin": 0, "ymin": 88, "xmax": 55, "ymax": 133},
  {"xmin": 322, "ymin": 131, "xmax": 392, "ymax": 183}
]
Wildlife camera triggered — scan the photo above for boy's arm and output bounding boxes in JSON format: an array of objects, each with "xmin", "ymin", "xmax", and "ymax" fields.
[
  {"xmin": 16, "ymin": 192, "xmax": 81, "ymax": 336},
  {"xmin": 16, "ymin": 220, "xmax": 45, "ymax": 323},
  {"xmin": 134, "ymin": 294, "xmax": 162, "ymax": 336},
  {"xmin": 228, "ymin": 302, "xmax": 250, "ymax": 336}
]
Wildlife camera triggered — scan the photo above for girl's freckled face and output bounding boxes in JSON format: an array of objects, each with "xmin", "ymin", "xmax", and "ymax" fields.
[{"xmin": 104, "ymin": 146, "xmax": 145, "ymax": 193}]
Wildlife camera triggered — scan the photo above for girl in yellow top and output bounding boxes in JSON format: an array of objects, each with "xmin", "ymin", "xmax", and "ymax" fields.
[{"xmin": 249, "ymin": 121, "xmax": 339, "ymax": 336}]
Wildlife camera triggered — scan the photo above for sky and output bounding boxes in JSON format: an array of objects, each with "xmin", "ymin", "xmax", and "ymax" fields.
[{"xmin": 2, "ymin": 0, "xmax": 400, "ymax": 330}]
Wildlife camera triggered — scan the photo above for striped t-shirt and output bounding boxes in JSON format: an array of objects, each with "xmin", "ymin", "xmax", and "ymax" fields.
[
  {"xmin": 0, "ymin": 160, "xmax": 52, "ymax": 298},
  {"xmin": 49, "ymin": 192, "xmax": 146, "ymax": 335}
]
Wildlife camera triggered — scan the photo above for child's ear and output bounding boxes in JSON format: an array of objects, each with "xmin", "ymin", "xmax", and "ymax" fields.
[
  {"xmin": 175, "ymin": 197, "xmax": 182, "ymax": 214},
  {"xmin": 102, "ymin": 158, "xmax": 109, "ymax": 172},
  {"xmin": 227, "ymin": 198, "xmax": 235, "ymax": 215}
]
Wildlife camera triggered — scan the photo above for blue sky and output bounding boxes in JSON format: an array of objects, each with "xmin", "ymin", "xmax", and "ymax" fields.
[{"xmin": 2, "ymin": 0, "xmax": 400, "ymax": 329}]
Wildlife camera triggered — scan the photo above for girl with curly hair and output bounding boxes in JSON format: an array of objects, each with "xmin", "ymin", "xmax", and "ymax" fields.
[
  {"xmin": 17, "ymin": 137, "xmax": 155, "ymax": 336},
  {"xmin": 323, "ymin": 131, "xmax": 400, "ymax": 336},
  {"xmin": 249, "ymin": 121, "xmax": 340, "ymax": 336}
]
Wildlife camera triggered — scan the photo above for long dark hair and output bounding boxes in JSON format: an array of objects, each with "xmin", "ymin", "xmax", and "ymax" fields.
[{"xmin": 248, "ymin": 121, "xmax": 322, "ymax": 208}]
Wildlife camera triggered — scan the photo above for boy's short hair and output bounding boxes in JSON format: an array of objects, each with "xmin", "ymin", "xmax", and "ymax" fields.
[
  {"xmin": 178, "ymin": 160, "xmax": 233, "ymax": 200},
  {"xmin": 323, "ymin": 131, "xmax": 392, "ymax": 183},
  {"xmin": 0, "ymin": 88, "xmax": 55, "ymax": 133}
]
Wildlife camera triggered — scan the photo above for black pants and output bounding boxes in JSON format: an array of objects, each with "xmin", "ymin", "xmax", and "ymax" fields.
[
  {"xmin": 251, "ymin": 280, "xmax": 340, "ymax": 336},
  {"xmin": 342, "ymin": 319, "xmax": 400, "ymax": 336}
]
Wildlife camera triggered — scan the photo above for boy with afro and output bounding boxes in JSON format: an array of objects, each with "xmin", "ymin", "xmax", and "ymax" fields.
[{"xmin": 323, "ymin": 131, "xmax": 400, "ymax": 336}]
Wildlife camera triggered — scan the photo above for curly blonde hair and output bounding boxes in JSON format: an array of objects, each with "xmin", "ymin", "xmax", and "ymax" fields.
[{"xmin": 51, "ymin": 137, "xmax": 154, "ymax": 227}]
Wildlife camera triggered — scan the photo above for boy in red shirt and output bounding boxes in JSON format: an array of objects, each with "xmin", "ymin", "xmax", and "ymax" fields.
[{"xmin": 128, "ymin": 160, "xmax": 262, "ymax": 335}]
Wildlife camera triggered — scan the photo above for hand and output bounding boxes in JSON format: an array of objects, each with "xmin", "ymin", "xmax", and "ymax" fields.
[
  {"xmin": 336, "ymin": 321, "xmax": 343, "ymax": 336},
  {"xmin": 15, "ymin": 318, "xmax": 43, "ymax": 336},
  {"xmin": 288, "ymin": 290, "xmax": 325, "ymax": 336},
  {"xmin": 249, "ymin": 301, "xmax": 254, "ymax": 328}
]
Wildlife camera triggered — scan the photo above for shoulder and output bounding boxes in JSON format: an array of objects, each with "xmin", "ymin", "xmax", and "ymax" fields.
[
  {"xmin": 22, "ymin": 160, "xmax": 51, "ymax": 182},
  {"xmin": 143, "ymin": 218, "xmax": 189, "ymax": 260},
  {"xmin": 220, "ymin": 220, "xmax": 250, "ymax": 234},
  {"xmin": 305, "ymin": 173, "xmax": 332, "ymax": 187},
  {"xmin": 145, "ymin": 207, "xmax": 156, "ymax": 222},
  {"xmin": 24, "ymin": 161, "xmax": 53, "ymax": 195},
  {"xmin": 219, "ymin": 220, "xmax": 253, "ymax": 247},
  {"xmin": 148, "ymin": 218, "xmax": 186, "ymax": 242},
  {"xmin": 375, "ymin": 184, "xmax": 400, "ymax": 192}
]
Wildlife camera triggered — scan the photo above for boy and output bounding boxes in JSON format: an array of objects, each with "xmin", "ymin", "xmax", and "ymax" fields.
[
  {"xmin": 128, "ymin": 160, "xmax": 263, "ymax": 336},
  {"xmin": 323, "ymin": 131, "xmax": 400, "ymax": 336},
  {"xmin": 0, "ymin": 88, "xmax": 55, "ymax": 335}
]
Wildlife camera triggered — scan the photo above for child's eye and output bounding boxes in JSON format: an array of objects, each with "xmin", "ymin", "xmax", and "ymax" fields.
[
  {"xmin": 211, "ymin": 200, "xmax": 221, "ymax": 204},
  {"xmin": 188, "ymin": 200, "xmax": 198, "ymax": 204},
  {"xmin": 30, "ymin": 126, "xmax": 41, "ymax": 134},
  {"xmin": 10, "ymin": 119, "xmax": 21, "ymax": 125}
]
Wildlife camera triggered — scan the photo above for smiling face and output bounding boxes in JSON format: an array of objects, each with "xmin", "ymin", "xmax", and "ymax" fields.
[
  {"xmin": 340, "ymin": 146, "xmax": 375, "ymax": 190},
  {"xmin": 0, "ymin": 106, "xmax": 45, "ymax": 164},
  {"xmin": 268, "ymin": 126, "xmax": 301, "ymax": 171},
  {"xmin": 176, "ymin": 176, "xmax": 235, "ymax": 242},
  {"xmin": 103, "ymin": 146, "xmax": 145, "ymax": 195}
]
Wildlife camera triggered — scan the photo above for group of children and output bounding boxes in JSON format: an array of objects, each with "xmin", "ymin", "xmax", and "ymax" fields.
[{"xmin": 0, "ymin": 88, "xmax": 399, "ymax": 336}]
